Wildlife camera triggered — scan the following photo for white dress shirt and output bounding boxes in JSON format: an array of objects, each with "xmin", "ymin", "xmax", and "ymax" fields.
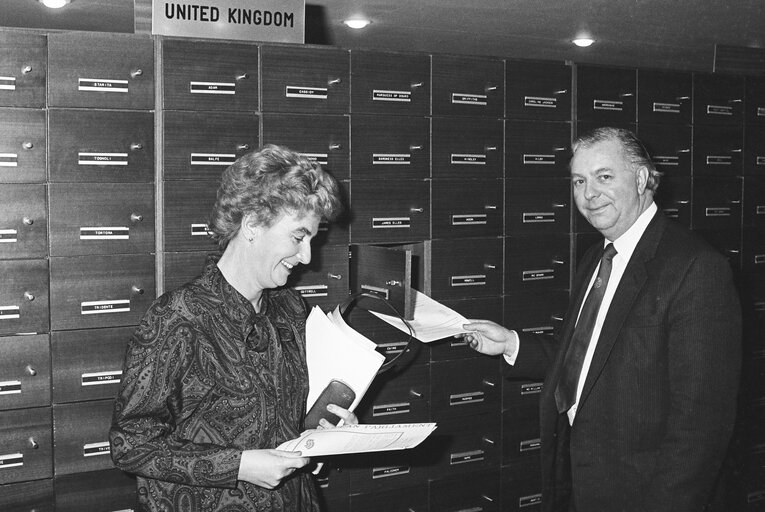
[{"xmin": 505, "ymin": 202, "xmax": 658, "ymax": 425}]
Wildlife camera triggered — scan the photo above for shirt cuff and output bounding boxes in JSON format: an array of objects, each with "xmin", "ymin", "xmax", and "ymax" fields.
[{"xmin": 502, "ymin": 330, "xmax": 520, "ymax": 366}]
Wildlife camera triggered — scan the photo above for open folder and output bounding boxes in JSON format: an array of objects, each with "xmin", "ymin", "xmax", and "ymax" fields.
[{"xmin": 305, "ymin": 305, "xmax": 386, "ymax": 413}]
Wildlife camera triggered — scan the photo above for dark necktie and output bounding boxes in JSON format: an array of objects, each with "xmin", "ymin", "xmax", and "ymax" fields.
[{"xmin": 554, "ymin": 243, "xmax": 618, "ymax": 414}]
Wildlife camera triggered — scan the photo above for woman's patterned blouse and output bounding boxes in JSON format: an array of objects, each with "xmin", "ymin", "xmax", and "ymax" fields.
[{"xmin": 109, "ymin": 254, "xmax": 320, "ymax": 511}]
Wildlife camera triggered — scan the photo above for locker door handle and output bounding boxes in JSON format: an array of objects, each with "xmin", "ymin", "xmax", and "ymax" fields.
[
  {"xmin": 676, "ymin": 96, "xmax": 690, "ymax": 101},
  {"xmin": 482, "ymin": 437, "xmax": 496, "ymax": 444},
  {"xmin": 485, "ymin": 145, "xmax": 498, "ymax": 152},
  {"xmin": 731, "ymin": 149, "xmax": 743, "ymax": 153},
  {"xmin": 25, "ymin": 365, "xmax": 37, "ymax": 376},
  {"xmin": 410, "ymin": 144, "xmax": 423, "ymax": 151},
  {"xmin": 485, "ymin": 85, "xmax": 498, "ymax": 92},
  {"xmin": 553, "ymin": 146, "xmax": 567, "ymax": 152},
  {"xmin": 483, "ymin": 264, "xmax": 496, "ymax": 270},
  {"xmin": 130, "ymin": 213, "xmax": 143, "ymax": 223},
  {"xmin": 386, "ymin": 280, "xmax": 402, "ymax": 287},
  {"xmin": 130, "ymin": 69, "xmax": 143, "ymax": 78},
  {"xmin": 552, "ymin": 203, "xmax": 567, "ymax": 208},
  {"xmin": 484, "ymin": 205, "xmax": 498, "ymax": 210},
  {"xmin": 236, "ymin": 73, "xmax": 249, "ymax": 80},
  {"xmin": 409, "ymin": 389, "xmax": 423, "ymax": 398},
  {"xmin": 482, "ymin": 379, "xmax": 496, "ymax": 387},
  {"xmin": 410, "ymin": 207, "xmax": 424, "ymax": 213},
  {"xmin": 132, "ymin": 285, "xmax": 145, "ymax": 295},
  {"xmin": 677, "ymin": 148, "xmax": 690, "ymax": 153},
  {"xmin": 28, "ymin": 437, "xmax": 39, "ymax": 449},
  {"xmin": 329, "ymin": 143, "xmax": 343, "ymax": 151},
  {"xmin": 22, "ymin": 217, "xmax": 34, "ymax": 225},
  {"xmin": 553, "ymin": 89, "xmax": 568, "ymax": 95},
  {"xmin": 327, "ymin": 273, "xmax": 342, "ymax": 280},
  {"xmin": 552, "ymin": 259, "xmax": 566, "ymax": 265},
  {"xmin": 411, "ymin": 81, "xmax": 425, "ymax": 89},
  {"xmin": 551, "ymin": 315, "xmax": 564, "ymax": 322},
  {"xmin": 328, "ymin": 77, "xmax": 342, "ymax": 85},
  {"xmin": 236, "ymin": 144, "xmax": 250, "ymax": 151},
  {"xmin": 619, "ymin": 92, "xmax": 634, "ymax": 98},
  {"xmin": 675, "ymin": 200, "xmax": 690, "ymax": 205},
  {"xmin": 130, "ymin": 142, "xmax": 143, "ymax": 151},
  {"xmin": 481, "ymin": 494, "xmax": 495, "ymax": 502},
  {"xmin": 22, "ymin": 65, "xmax": 33, "ymax": 74},
  {"xmin": 22, "ymin": 141, "xmax": 34, "ymax": 150},
  {"xmin": 729, "ymin": 98, "xmax": 743, "ymax": 103},
  {"xmin": 24, "ymin": 291, "xmax": 35, "ymax": 301}
]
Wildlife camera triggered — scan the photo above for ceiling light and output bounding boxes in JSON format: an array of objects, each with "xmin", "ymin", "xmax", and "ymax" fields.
[
  {"xmin": 39, "ymin": 0, "xmax": 71, "ymax": 8},
  {"xmin": 572, "ymin": 37, "xmax": 595, "ymax": 48},
  {"xmin": 343, "ymin": 18, "xmax": 372, "ymax": 29}
]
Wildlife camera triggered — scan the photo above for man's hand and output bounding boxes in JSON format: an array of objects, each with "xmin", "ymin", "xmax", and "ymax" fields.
[
  {"xmin": 238, "ymin": 449, "xmax": 310, "ymax": 488},
  {"xmin": 457, "ymin": 319, "xmax": 518, "ymax": 358}
]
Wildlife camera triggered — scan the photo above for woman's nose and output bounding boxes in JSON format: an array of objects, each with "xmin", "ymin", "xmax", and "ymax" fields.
[{"xmin": 296, "ymin": 243, "xmax": 311, "ymax": 265}]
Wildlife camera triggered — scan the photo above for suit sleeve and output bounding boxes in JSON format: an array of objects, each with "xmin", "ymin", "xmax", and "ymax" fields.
[
  {"xmin": 505, "ymin": 332, "xmax": 562, "ymax": 381},
  {"xmin": 642, "ymin": 250, "xmax": 742, "ymax": 511}
]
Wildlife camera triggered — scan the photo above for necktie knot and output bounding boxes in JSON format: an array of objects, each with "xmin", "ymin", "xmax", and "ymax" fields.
[{"xmin": 603, "ymin": 243, "xmax": 617, "ymax": 262}]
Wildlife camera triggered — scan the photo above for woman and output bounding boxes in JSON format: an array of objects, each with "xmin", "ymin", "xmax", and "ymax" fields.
[{"xmin": 110, "ymin": 144, "xmax": 354, "ymax": 511}]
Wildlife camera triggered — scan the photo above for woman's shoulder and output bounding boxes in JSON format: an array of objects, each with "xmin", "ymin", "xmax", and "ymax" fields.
[{"xmin": 268, "ymin": 287, "xmax": 309, "ymax": 317}]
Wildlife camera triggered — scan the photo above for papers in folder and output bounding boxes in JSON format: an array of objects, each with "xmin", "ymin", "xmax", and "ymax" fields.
[
  {"xmin": 277, "ymin": 423, "xmax": 437, "ymax": 457},
  {"xmin": 305, "ymin": 305, "xmax": 386, "ymax": 412},
  {"xmin": 369, "ymin": 289, "xmax": 468, "ymax": 343}
]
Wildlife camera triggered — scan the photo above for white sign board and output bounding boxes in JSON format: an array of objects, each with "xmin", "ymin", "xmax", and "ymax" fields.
[{"xmin": 152, "ymin": 0, "xmax": 304, "ymax": 43}]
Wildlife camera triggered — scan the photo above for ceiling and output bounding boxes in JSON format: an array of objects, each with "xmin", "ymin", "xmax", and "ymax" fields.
[{"xmin": 2, "ymin": 0, "xmax": 764, "ymax": 72}]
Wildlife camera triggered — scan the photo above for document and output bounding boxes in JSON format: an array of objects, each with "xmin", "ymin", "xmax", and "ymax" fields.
[
  {"xmin": 369, "ymin": 289, "xmax": 468, "ymax": 343},
  {"xmin": 305, "ymin": 306, "xmax": 386, "ymax": 412},
  {"xmin": 277, "ymin": 423, "xmax": 437, "ymax": 457}
]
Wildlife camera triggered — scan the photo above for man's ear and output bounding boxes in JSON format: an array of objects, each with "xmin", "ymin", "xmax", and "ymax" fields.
[{"xmin": 636, "ymin": 165, "xmax": 649, "ymax": 195}]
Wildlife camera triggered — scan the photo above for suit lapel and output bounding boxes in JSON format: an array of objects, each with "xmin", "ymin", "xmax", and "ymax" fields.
[{"xmin": 577, "ymin": 212, "xmax": 666, "ymax": 411}]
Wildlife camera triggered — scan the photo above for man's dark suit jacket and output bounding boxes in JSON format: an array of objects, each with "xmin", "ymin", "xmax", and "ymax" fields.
[{"xmin": 511, "ymin": 211, "xmax": 742, "ymax": 512}]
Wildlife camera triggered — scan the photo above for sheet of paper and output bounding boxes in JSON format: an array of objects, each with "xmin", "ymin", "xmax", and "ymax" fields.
[
  {"xmin": 370, "ymin": 289, "xmax": 469, "ymax": 342},
  {"xmin": 277, "ymin": 423, "xmax": 437, "ymax": 457},
  {"xmin": 305, "ymin": 306, "xmax": 385, "ymax": 411}
]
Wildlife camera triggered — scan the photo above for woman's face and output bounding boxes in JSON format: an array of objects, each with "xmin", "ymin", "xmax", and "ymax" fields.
[{"xmin": 247, "ymin": 210, "xmax": 321, "ymax": 291}]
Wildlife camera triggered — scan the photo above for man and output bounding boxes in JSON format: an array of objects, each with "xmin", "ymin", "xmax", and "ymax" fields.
[{"xmin": 462, "ymin": 127, "xmax": 741, "ymax": 512}]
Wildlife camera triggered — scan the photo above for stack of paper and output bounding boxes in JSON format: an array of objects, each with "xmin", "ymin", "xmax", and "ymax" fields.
[{"xmin": 305, "ymin": 306, "xmax": 386, "ymax": 413}]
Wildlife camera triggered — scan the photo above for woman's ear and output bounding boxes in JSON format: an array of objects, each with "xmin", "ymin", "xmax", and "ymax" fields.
[{"xmin": 241, "ymin": 213, "xmax": 260, "ymax": 242}]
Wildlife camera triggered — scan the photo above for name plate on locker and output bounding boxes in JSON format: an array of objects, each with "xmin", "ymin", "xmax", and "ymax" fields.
[
  {"xmin": 522, "ymin": 269, "xmax": 555, "ymax": 281},
  {"xmin": 190, "ymin": 153, "xmax": 237, "ymax": 166},
  {"xmin": 520, "ymin": 494, "xmax": 543, "ymax": 508},
  {"xmin": 0, "ymin": 153, "xmax": 18, "ymax": 167},
  {"xmin": 81, "ymin": 299, "xmax": 131, "ymax": 315},
  {"xmin": 705, "ymin": 207, "xmax": 731, "ymax": 217},
  {"xmin": 0, "ymin": 380, "xmax": 22, "ymax": 395},
  {"xmin": 654, "ymin": 155, "xmax": 679, "ymax": 166},
  {"xmin": 190, "ymin": 223, "xmax": 212, "ymax": 237},
  {"xmin": 663, "ymin": 208, "xmax": 680, "ymax": 219},
  {"xmin": 450, "ymin": 391, "xmax": 484, "ymax": 406},
  {"xmin": 451, "ymin": 275, "xmax": 487, "ymax": 287},
  {"xmin": 190, "ymin": 81, "xmax": 236, "ymax": 94},
  {"xmin": 521, "ymin": 325, "xmax": 554, "ymax": 335},
  {"xmin": 152, "ymin": 0, "xmax": 305, "ymax": 43},
  {"xmin": 80, "ymin": 227, "xmax": 130, "ymax": 240},
  {"xmin": 523, "ymin": 212, "xmax": 555, "ymax": 223},
  {"xmin": 653, "ymin": 102, "xmax": 681, "ymax": 113},
  {"xmin": 0, "ymin": 229, "xmax": 18, "ymax": 242},
  {"xmin": 749, "ymin": 490, "xmax": 765, "ymax": 504},
  {"xmin": 521, "ymin": 382, "xmax": 544, "ymax": 395},
  {"xmin": 285, "ymin": 86, "xmax": 328, "ymax": 99},
  {"xmin": 706, "ymin": 155, "xmax": 732, "ymax": 165},
  {"xmin": 523, "ymin": 154, "xmax": 555, "ymax": 165},
  {"xmin": 79, "ymin": 78, "xmax": 129, "ymax": 93},
  {"xmin": 450, "ymin": 154, "xmax": 486, "ymax": 165},
  {"xmin": 451, "ymin": 93, "xmax": 488, "ymax": 106},
  {"xmin": 759, "ymin": 107, "xmax": 765, "ymax": 117},
  {"xmin": 452, "ymin": 214, "xmax": 487, "ymax": 226},
  {"xmin": 300, "ymin": 152, "xmax": 328, "ymax": 165},
  {"xmin": 0, "ymin": 76, "xmax": 16, "ymax": 90},
  {"xmin": 372, "ymin": 217, "xmax": 411, "ymax": 229},
  {"xmin": 757, "ymin": 206, "xmax": 765, "ymax": 215},
  {"xmin": 524, "ymin": 96, "xmax": 556, "ymax": 108},
  {"xmin": 757, "ymin": 156, "xmax": 765, "ymax": 166},
  {"xmin": 0, "ymin": 305, "xmax": 21, "ymax": 320},
  {"xmin": 81, "ymin": 370, "xmax": 122, "ymax": 387},
  {"xmin": 372, "ymin": 153, "xmax": 411, "ymax": 165},
  {"xmin": 372, "ymin": 402, "xmax": 411, "ymax": 417},
  {"xmin": 593, "ymin": 99, "xmax": 623, "ymax": 111},
  {"xmin": 377, "ymin": 341, "xmax": 407, "ymax": 356},
  {"xmin": 83, "ymin": 441, "xmax": 111, "ymax": 457},
  {"xmin": 755, "ymin": 254, "xmax": 765, "ymax": 265},
  {"xmin": 450, "ymin": 449, "xmax": 484, "ymax": 465},
  {"xmin": 0, "ymin": 453, "xmax": 23, "ymax": 469},
  {"xmin": 360, "ymin": 284, "xmax": 389, "ymax": 299},
  {"xmin": 78, "ymin": 152, "xmax": 129, "ymax": 166},
  {"xmin": 373, "ymin": 89, "xmax": 411, "ymax": 102},
  {"xmin": 707, "ymin": 105, "xmax": 733, "ymax": 115},
  {"xmin": 294, "ymin": 284, "xmax": 328, "ymax": 298},
  {"xmin": 372, "ymin": 465, "xmax": 410, "ymax": 479},
  {"xmin": 519, "ymin": 438, "xmax": 541, "ymax": 452}
]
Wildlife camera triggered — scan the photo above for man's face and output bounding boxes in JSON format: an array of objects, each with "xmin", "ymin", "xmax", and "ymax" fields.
[{"xmin": 570, "ymin": 139, "xmax": 648, "ymax": 241}]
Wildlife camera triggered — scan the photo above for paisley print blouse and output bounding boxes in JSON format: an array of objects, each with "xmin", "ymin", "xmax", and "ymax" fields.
[{"xmin": 109, "ymin": 254, "xmax": 319, "ymax": 512}]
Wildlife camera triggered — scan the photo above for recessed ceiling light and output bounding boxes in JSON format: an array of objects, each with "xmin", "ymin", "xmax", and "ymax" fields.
[
  {"xmin": 572, "ymin": 37, "xmax": 595, "ymax": 48},
  {"xmin": 343, "ymin": 18, "xmax": 372, "ymax": 29},
  {"xmin": 39, "ymin": 0, "xmax": 71, "ymax": 8}
]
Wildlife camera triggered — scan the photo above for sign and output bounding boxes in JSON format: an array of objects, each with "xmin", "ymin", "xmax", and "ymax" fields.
[{"xmin": 152, "ymin": 0, "xmax": 304, "ymax": 43}]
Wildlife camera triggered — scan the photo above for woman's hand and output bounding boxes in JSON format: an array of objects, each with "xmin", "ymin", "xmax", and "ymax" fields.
[
  {"xmin": 238, "ymin": 449, "xmax": 310, "ymax": 488},
  {"xmin": 318, "ymin": 403, "xmax": 358, "ymax": 429}
]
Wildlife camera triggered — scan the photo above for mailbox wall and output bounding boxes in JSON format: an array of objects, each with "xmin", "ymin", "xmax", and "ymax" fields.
[{"xmin": 0, "ymin": 29, "xmax": 763, "ymax": 511}]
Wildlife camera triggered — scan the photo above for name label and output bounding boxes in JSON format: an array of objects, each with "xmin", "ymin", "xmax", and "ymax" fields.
[
  {"xmin": 653, "ymin": 102, "xmax": 680, "ymax": 113},
  {"xmin": 80, "ymin": 227, "xmax": 130, "ymax": 240},
  {"xmin": 523, "ymin": 212, "xmax": 555, "ymax": 223},
  {"xmin": 593, "ymin": 99, "xmax": 623, "ymax": 111},
  {"xmin": 0, "ymin": 229, "xmax": 18, "ymax": 243},
  {"xmin": 83, "ymin": 441, "xmax": 111, "ymax": 457},
  {"xmin": 373, "ymin": 89, "xmax": 411, "ymax": 102},
  {"xmin": 190, "ymin": 153, "xmax": 236, "ymax": 166},
  {"xmin": 706, "ymin": 155, "xmax": 732, "ymax": 165},
  {"xmin": 81, "ymin": 299, "xmax": 131, "ymax": 315},
  {"xmin": 0, "ymin": 76, "xmax": 16, "ymax": 91},
  {"xmin": 372, "ymin": 153, "xmax": 411, "ymax": 165},
  {"xmin": 450, "ymin": 391, "xmax": 485, "ymax": 406},
  {"xmin": 521, "ymin": 325, "xmax": 554, "ymax": 335},
  {"xmin": 756, "ymin": 206, "xmax": 765, "ymax": 215},
  {"xmin": 0, "ymin": 153, "xmax": 18, "ymax": 167},
  {"xmin": 360, "ymin": 284, "xmax": 389, "ymax": 300},
  {"xmin": 190, "ymin": 81, "xmax": 236, "ymax": 94},
  {"xmin": 519, "ymin": 494, "xmax": 543, "ymax": 508},
  {"xmin": 705, "ymin": 207, "xmax": 731, "ymax": 217},
  {"xmin": 520, "ymin": 438, "xmax": 541, "ymax": 452},
  {"xmin": 452, "ymin": 93, "xmax": 487, "ymax": 105},
  {"xmin": 0, "ymin": 306, "xmax": 21, "ymax": 320},
  {"xmin": 372, "ymin": 217, "xmax": 411, "ymax": 229},
  {"xmin": 521, "ymin": 382, "xmax": 544, "ymax": 395},
  {"xmin": 755, "ymin": 255, "xmax": 765, "ymax": 265},
  {"xmin": 450, "ymin": 449, "xmax": 484, "ymax": 465},
  {"xmin": 756, "ymin": 156, "xmax": 765, "ymax": 166},
  {"xmin": 522, "ymin": 269, "xmax": 555, "ymax": 281},
  {"xmin": 377, "ymin": 341, "xmax": 407, "ymax": 356},
  {"xmin": 0, "ymin": 453, "xmax": 23, "ymax": 469},
  {"xmin": 707, "ymin": 104, "xmax": 733, "ymax": 115},
  {"xmin": 451, "ymin": 275, "xmax": 487, "ymax": 287},
  {"xmin": 522, "ymin": 154, "xmax": 555, "ymax": 165},
  {"xmin": 294, "ymin": 285, "xmax": 328, "ymax": 298},
  {"xmin": 524, "ymin": 95, "xmax": 556, "ymax": 108},
  {"xmin": 372, "ymin": 465, "xmax": 410, "ymax": 478},
  {"xmin": 0, "ymin": 380, "xmax": 22, "ymax": 395},
  {"xmin": 300, "ymin": 152, "xmax": 328, "ymax": 165},
  {"xmin": 759, "ymin": 107, "xmax": 765, "ymax": 117},
  {"xmin": 451, "ymin": 153, "xmax": 486, "ymax": 165},
  {"xmin": 663, "ymin": 208, "xmax": 680, "ymax": 219},
  {"xmin": 190, "ymin": 223, "xmax": 212, "ymax": 237},
  {"xmin": 82, "ymin": 370, "xmax": 122, "ymax": 387},
  {"xmin": 654, "ymin": 155, "xmax": 679, "ymax": 166},
  {"xmin": 372, "ymin": 402, "xmax": 411, "ymax": 417},
  {"xmin": 285, "ymin": 86, "xmax": 327, "ymax": 99},
  {"xmin": 78, "ymin": 78, "xmax": 128, "ymax": 93},
  {"xmin": 78, "ymin": 152, "xmax": 129, "ymax": 166},
  {"xmin": 452, "ymin": 214, "xmax": 487, "ymax": 226}
]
